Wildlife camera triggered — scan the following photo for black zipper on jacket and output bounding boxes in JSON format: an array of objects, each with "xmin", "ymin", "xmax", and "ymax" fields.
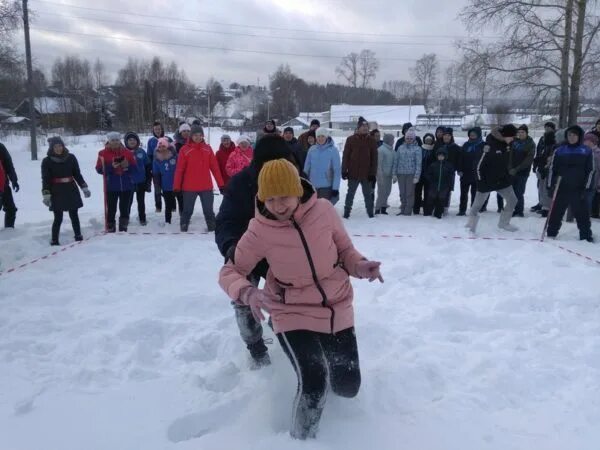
[{"xmin": 290, "ymin": 217, "xmax": 335, "ymax": 334}]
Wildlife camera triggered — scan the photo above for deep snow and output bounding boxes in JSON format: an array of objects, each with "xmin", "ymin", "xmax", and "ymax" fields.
[{"xmin": 1, "ymin": 131, "xmax": 599, "ymax": 450}]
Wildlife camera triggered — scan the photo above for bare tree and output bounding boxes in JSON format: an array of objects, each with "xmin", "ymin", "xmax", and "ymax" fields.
[
  {"xmin": 336, "ymin": 52, "xmax": 359, "ymax": 88},
  {"xmin": 358, "ymin": 49, "xmax": 380, "ymax": 88},
  {"xmin": 92, "ymin": 58, "xmax": 108, "ymax": 90},
  {"xmin": 383, "ymin": 80, "xmax": 416, "ymax": 100},
  {"xmin": 410, "ymin": 53, "xmax": 439, "ymax": 107},
  {"xmin": 0, "ymin": 1, "xmax": 21, "ymax": 38}
]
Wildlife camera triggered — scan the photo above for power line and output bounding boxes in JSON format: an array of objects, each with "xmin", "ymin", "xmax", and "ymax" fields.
[
  {"xmin": 30, "ymin": 0, "xmax": 499, "ymax": 40},
  {"xmin": 32, "ymin": 27, "xmax": 455, "ymax": 62},
  {"xmin": 34, "ymin": 11, "xmax": 460, "ymax": 47}
]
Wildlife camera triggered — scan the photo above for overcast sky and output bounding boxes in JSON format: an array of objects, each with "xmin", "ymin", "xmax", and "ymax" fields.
[{"xmin": 21, "ymin": 0, "xmax": 490, "ymax": 89}]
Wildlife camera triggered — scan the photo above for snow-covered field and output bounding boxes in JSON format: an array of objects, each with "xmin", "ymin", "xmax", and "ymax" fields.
[{"xmin": 1, "ymin": 132, "xmax": 599, "ymax": 450}]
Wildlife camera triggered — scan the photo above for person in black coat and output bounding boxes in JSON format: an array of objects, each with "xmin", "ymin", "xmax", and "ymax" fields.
[
  {"xmin": 394, "ymin": 122, "xmax": 423, "ymax": 151},
  {"xmin": 425, "ymin": 148, "xmax": 456, "ymax": 218},
  {"xmin": 215, "ymin": 134, "xmax": 296, "ymax": 369},
  {"xmin": 457, "ymin": 127, "xmax": 487, "ymax": 215},
  {"xmin": 0, "ymin": 142, "xmax": 19, "ymax": 228},
  {"xmin": 438, "ymin": 127, "xmax": 461, "ymax": 212},
  {"xmin": 42, "ymin": 137, "xmax": 91, "ymax": 245},
  {"xmin": 413, "ymin": 133, "xmax": 436, "ymax": 215},
  {"xmin": 547, "ymin": 126, "xmax": 595, "ymax": 242},
  {"xmin": 531, "ymin": 122, "xmax": 556, "ymax": 212},
  {"xmin": 283, "ymin": 126, "xmax": 306, "ymax": 169}
]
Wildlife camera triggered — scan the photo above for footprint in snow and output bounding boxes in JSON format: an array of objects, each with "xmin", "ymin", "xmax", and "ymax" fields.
[{"xmin": 196, "ymin": 362, "xmax": 240, "ymax": 393}]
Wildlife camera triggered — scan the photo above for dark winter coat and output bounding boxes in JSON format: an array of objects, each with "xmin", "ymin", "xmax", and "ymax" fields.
[
  {"xmin": 459, "ymin": 129, "xmax": 485, "ymax": 183},
  {"xmin": 548, "ymin": 126, "xmax": 595, "ymax": 192},
  {"xmin": 509, "ymin": 136, "xmax": 535, "ymax": 176},
  {"xmin": 42, "ymin": 149, "xmax": 87, "ymax": 211},
  {"xmin": 95, "ymin": 145, "xmax": 137, "ymax": 192},
  {"xmin": 286, "ymin": 137, "xmax": 307, "ymax": 170},
  {"xmin": 0, "ymin": 142, "xmax": 17, "ymax": 188},
  {"xmin": 394, "ymin": 135, "xmax": 423, "ymax": 151},
  {"xmin": 342, "ymin": 133, "xmax": 378, "ymax": 180},
  {"xmin": 426, "ymin": 158, "xmax": 456, "ymax": 193},
  {"xmin": 533, "ymin": 131, "xmax": 556, "ymax": 174},
  {"xmin": 476, "ymin": 128, "xmax": 513, "ymax": 193},
  {"xmin": 419, "ymin": 144, "xmax": 437, "ymax": 182}
]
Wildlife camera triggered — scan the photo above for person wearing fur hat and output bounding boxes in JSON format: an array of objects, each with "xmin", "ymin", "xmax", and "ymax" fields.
[
  {"xmin": 342, "ymin": 116, "xmax": 378, "ymax": 218},
  {"xmin": 42, "ymin": 137, "xmax": 91, "ymax": 245},
  {"xmin": 283, "ymin": 126, "xmax": 306, "ymax": 169},
  {"xmin": 174, "ymin": 125, "xmax": 224, "ymax": 232},
  {"xmin": 0, "ymin": 141, "xmax": 18, "ymax": 228},
  {"xmin": 298, "ymin": 119, "xmax": 321, "ymax": 152},
  {"xmin": 375, "ymin": 133, "xmax": 396, "ymax": 214},
  {"xmin": 219, "ymin": 158, "xmax": 383, "ymax": 440},
  {"xmin": 425, "ymin": 148, "xmax": 456, "ymax": 219},
  {"xmin": 457, "ymin": 127, "xmax": 487, "ymax": 216},
  {"xmin": 124, "ymin": 132, "xmax": 151, "ymax": 226},
  {"xmin": 216, "ymin": 135, "xmax": 298, "ymax": 369},
  {"xmin": 216, "ymin": 134, "xmax": 236, "ymax": 186},
  {"xmin": 304, "ymin": 127, "xmax": 341, "ymax": 203},
  {"xmin": 146, "ymin": 121, "xmax": 172, "ymax": 213},
  {"xmin": 532, "ymin": 122, "xmax": 557, "ymax": 215},
  {"xmin": 392, "ymin": 127, "xmax": 422, "ymax": 216},
  {"xmin": 226, "ymin": 135, "xmax": 254, "ymax": 178},
  {"xmin": 466, "ymin": 124, "xmax": 520, "ymax": 233},
  {"xmin": 152, "ymin": 137, "xmax": 179, "ymax": 224},
  {"xmin": 546, "ymin": 126, "xmax": 595, "ymax": 242},
  {"xmin": 414, "ymin": 133, "xmax": 437, "ymax": 215},
  {"xmin": 96, "ymin": 132, "xmax": 137, "ymax": 232}
]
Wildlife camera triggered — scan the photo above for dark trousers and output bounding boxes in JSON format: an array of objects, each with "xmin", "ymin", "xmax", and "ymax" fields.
[
  {"xmin": 592, "ymin": 191, "xmax": 600, "ymax": 218},
  {"xmin": 426, "ymin": 188, "xmax": 450, "ymax": 218},
  {"xmin": 129, "ymin": 184, "xmax": 147, "ymax": 222},
  {"xmin": 344, "ymin": 179, "xmax": 374, "ymax": 216},
  {"xmin": 153, "ymin": 181, "xmax": 162, "ymax": 211},
  {"xmin": 2, "ymin": 183, "xmax": 16, "ymax": 227},
  {"xmin": 547, "ymin": 190, "xmax": 592, "ymax": 239},
  {"xmin": 498, "ymin": 175, "xmax": 528, "ymax": 214},
  {"xmin": 459, "ymin": 179, "xmax": 488, "ymax": 213},
  {"xmin": 107, "ymin": 191, "xmax": 133, "ymax": 226},
  {"xmin": 163, "ymin": 191, "xmax": 176, "ymax": 223},
  {"xmin": 181, "ymin": 190, "xmax": 215, "ymax": 229},
  {"xmin": 52, "ymin": 209, "xmax": 81, "ymax": 241},
  {"xmin": 277, "ymin": 327, "xmax": 361, "ymax": 440},
  {"xmin": 413, "ymin": 180, "xmax": 429, "ymax": 215}
]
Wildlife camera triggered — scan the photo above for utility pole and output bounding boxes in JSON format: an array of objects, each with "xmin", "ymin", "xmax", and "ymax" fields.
[{"xmin": 23, "ymin": 0, "xmax": 38, "ymax": 160}]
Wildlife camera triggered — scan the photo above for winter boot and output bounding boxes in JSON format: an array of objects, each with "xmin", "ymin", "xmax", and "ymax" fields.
[
  {"xmin": 512, "ymin": 212, "xmax": 524, "ymax": 218},
  {"xmin": 118, "ymin": 218, "xmax": 129, "ymax": 232},
  {"xmin": 374, "ymin": 208, "xmax": 381, "ymax": 215},
  {"xmin": 180, "ymin": 222, "xmax": 189, "ymax": 233},
  {"xmin": 139, "ymin": 217, "xmax": 147, "ymax": 226},
  {"xmin": 155, "ymin": 207, "xmax": 162, "ymax": 213},
  {"xmin": 248, "ymin": 340, "xmax": 271, "ymax": 370},
  {"xmin": 499, "ymin": 223, "xmax": 519, "ymax": 232},
  {"xmin": 466, "ymin": 215, "xmax": 480, "ymax": 233},
  {"xmin": 531, "ymin": 203, "xmax": 542, "ymax": 212},
  {"xmin": 206, "ymin": 222, "xmax": 216, "ymax": 233},
  {"xmin": 381, "ymin": 207, "xmax": 388, "ymax": 215},
  {"xmin": 106, "ymin": 222, "xmax": 116, "ymax": 233},
  {"xmin": 4, "ymin": 210, "xmax": 16, "ymax": 228},
  {"xmin": 74, "ymin": 235, "xmax": 83, "ymax": 242},
  {"xmin": 50, "ymin": 239, "xmax": 60, "ymax": 246},
  {"xmin": 457, "ymin": 211, "xmax": 466, "ymax": 216},
  {"xmin": 540, "ymin": 210, "xmax": 549, "ymax": 218},
  {"xmin": 343, "ymin": 207, "xmax": 351, "ymax": 219},
  {"xmin": 580, "ymin": 233, "xmax": 594, "ymax": 243}
]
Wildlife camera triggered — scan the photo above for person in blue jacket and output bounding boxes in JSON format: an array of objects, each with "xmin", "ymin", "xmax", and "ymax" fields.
[
  {"xmin": 152, "ymin": 137, "xmax": 178, "ymax": 224},
  {"xmin": 125, "ymin": 132, "xmax": 151, "ymax": 226},
  {"xmin": 147, "ymin": 121, "xmax": 172, "ymax": 213},
  {"xmin": 547, "ymin": 125, "xmax": 595, "ymax": 242},
  {"xmin": 458, "ymin": 127, "xmax": 487, "ymax": 215},
  {"xmin": 303, "ymin": 127, "xmax": 341, "ymax": 204}
]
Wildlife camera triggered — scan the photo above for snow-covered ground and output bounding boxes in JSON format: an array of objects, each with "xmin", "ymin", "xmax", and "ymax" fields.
[{"xmin": 1, "ymin": 132, "xmax": 599, "ymax": 450}]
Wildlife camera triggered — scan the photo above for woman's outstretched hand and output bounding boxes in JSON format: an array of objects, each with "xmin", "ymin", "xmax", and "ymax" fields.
[
  {"xmin": 356, "ymin": 260, "xmax": 384, "ymax": 283},
  {"xmin": 240, "ymin": 287, "xmax": 282, "ymax": 322}
]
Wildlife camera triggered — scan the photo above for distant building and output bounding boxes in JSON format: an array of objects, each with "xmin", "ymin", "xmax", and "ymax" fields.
[
  {"xmin": 329, "ymin": 104, "xmax": 426, "ymax": 131},
  {"xmin": 15, "ymin": 96, "xmax": 87, "ymax": 130},
  {"xmin": 578, "ymin": 107, "xmax": 600, "ymax": 129},
  {"xmin": 461, "ymin": 113, "xmax": 533, "ymax": 130}
]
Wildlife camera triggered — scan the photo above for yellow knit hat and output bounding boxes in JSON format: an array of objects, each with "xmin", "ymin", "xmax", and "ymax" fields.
[{"xmin": 257, "ymin": 159, "xmax": 303, "ymax": 202}]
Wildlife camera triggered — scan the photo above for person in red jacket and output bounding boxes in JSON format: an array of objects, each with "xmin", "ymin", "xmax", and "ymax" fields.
[
  {"xmin": 174, "ymin": 125, "xmax": 224, "ymax": 232},
  {"xmin": 216, "ymin": 134, "xmax": 236, "ymax": 186}
]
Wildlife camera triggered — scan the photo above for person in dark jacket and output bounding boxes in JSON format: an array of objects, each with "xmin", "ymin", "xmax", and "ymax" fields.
[
  {"xmin": 438, "ymin": 128, "xmax": 460, "ymax": 213},
  {"xmin": 298, "ymin": 119, "xmax": 321, "ymax": 152},
  {"xmin": 125, "ymin": 132, "xmax": 151, "ymax": 226},
  {"xmin": 256, "ymin": 119, "xmax": 279, "ymax": 143},
  {"xmin": 394, "ymin": 122, "xmax": 423, "ymax": 151},
  {"xmin": 96, "ymin": 132, "xmax": 137, "ymax": 233},
  {"xmin": 342, "ymin": 116, "xmax": 378, "ymax": 218},
  {"xmin": 283, "ymin": 126, "xmax": 306, "ymax": 169},
  {"xmin": 433, "ymin": 126, "xmax": 445, "ymax": 150},
  {"xmin": 0, "ymin": 142, "xmax": 19, "ymax": 228},
  {"xmin": 531, "ymin": 122, "xmax": 556, "ymax": 212},
  {"xmin": 497, "ymin": 124, "xmax": 535, "ymax": 217},
  {"xmin": 174, "ymin": 123, "xmax": 191, "ymax": 154},
  {"xmin": 42, "ymin": 137, "xmax": 91, "ymax": 245},
  {"xmin": 466, "ymin": 124, "xmax": 519, "ymax": 233},
  {"xmin": 458, "ymin": 127, "xmax": 487, "ymax": 215},
  {"xmin": 215, "ymin": 135, "xmax": 296, "ymax": 368},
  {"xmin": 547, "ymin": 126, "xmax": 595, "ymax": 242},
  {"xmin": 425, "ymin": 148, "xmax": 456, "ymax": 218},
  {"xmin": 414, "ymin": 133, "xmax": 436, "ymax": 215}
]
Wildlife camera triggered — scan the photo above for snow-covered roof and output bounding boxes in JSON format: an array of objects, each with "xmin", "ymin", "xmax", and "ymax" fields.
[
  {"xmin": 35, "ymin": 97, "xmax": 87, "ymax": 114},
  {"xmin": 2, "ymin": 116, "xmax": 29, "ymax": 124},
  {"xmin": 330, "ymin": 104, "xmax": 426, "ymax": 126},
  {"xmin": 0, "ymin": 107, "xmax": 14, "ymax": 118}
]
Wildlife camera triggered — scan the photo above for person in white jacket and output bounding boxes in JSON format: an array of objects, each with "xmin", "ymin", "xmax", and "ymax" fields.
[{"xmin": 375, "ymin": 134, "xmax": 395, "ymax": 214}]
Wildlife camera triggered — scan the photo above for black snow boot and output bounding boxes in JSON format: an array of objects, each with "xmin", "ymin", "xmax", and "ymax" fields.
[
  {"xmin": 531, "ymin": 204, "xmax": 542, "ymax": 212},
  {"xmin": 106, "ymin": 222, "xmax": 116, "ymax": 233},
  {"xmin": 180, "ymin": 222, "xmax": 189, "ymax": 232},
  {"xmin": 118, "ymin": 218, "xmax": 129, "ymax": 232},
  {"xmin": 248, "ymin": 340, "xmax": 271, "ymax": 370},
  {"xmin": 4, "ymin": 210, "xmax": 16, "ymax": 228},
  {"xmin": 457, "ymin": 211, "xmax": 466, "ymax": 216},
  {"xmin": 50, "ymin": 239, "xmax": 60, "ymax": 246},
  {"xmin": 74, "ymin": 235, "xmax": 83, "ymax": 242},
  {"xmin": 381, "ymin": 207, "xmax": 388, "ymax": 215},
  {"xmin": 343, "ymin": 207, "xmax": 351, "ymax": 219},
  {"xmin": 374, "ymin": 208, "xmax": 381, "ymax": 215}
]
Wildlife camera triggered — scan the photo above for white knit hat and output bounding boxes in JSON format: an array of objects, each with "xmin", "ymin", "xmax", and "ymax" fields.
[
  {"xmin": 315, "ymin": 127, "xmax": 330, "ymax": 138},
  {"xmin": 237, "ymin": 135, "xmax": 251, "ymax": 145},
  {"xmin": 179, "ymin": 123, "xmax": 191, "ymax": 133}
]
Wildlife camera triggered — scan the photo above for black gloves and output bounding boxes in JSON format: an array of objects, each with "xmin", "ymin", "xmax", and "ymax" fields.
[{"xmin": 341, "ymin": 171, "xmax": 349, "ymax": 180}]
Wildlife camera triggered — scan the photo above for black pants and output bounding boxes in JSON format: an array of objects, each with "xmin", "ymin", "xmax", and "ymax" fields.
[
  {"xmin": 163, "ymin": 191, "xmax": 177, "ymax": 223},
  {"xmin": 129, "ymin": 184, "xmax": 147, "ymax": 222},
  {"xmin": 592, "ymin": 192, "xmax": 600, "ymax": 218},
  {"xmin": 52, "ymin": 209, "xmax": 81, "ymax": 242},
  {"xmin": 277, "ymin": 327, "xmax": 361, "ymax": 439},
  {"xmin": 107, "ymin": 191, "xmax": 133, "ymax": 227},
  {"xmin": 460, "ymin": 179, "xmax": 488, "ymax": 213},
  {"xmin": 2, "ymin": 182, "xmax": 17, "ymax": 227},
  {"xmin": 547, "ymin": 190, "xmax": 592, "ymax": 239},
  {"xmin": 153, "ymin": 179, "xmax": 162, "ymax": 211},
  {"xmin": 426, "ymin": 188, "xmax": 450, "ymax": 218},
  {"xmin": 413, "ymin": 180, "xmax": 429, "ymax": 215}
]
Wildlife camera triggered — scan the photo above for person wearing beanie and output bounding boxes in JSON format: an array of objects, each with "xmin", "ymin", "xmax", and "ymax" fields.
[
  {"xmin": 216, "ymin": 134, "xmax": 236, "ymax": 186},
  {"xmin": 173, "ymin": 125, "xmax": 223, "ymax": 232},
  {"xmin": 226, "ymin": 136, "xmax": 254, "ymax": 178},
  {"xmin": 532, "ymin": 122, "xmax": 557, "ymax": 214},
  {"xmin": 375, "ymin": 133, "xmax": 396, "ymax": 214},
  {"xmin": 96, "ymin": 132, "xmax": 137, "ymax": 232},
  {"xmin": 394, "ymin": 122, "xmax": 423, "ymax": 151},
  {"xmin": 584, "ymin": 132, "xmax": 600, "ymax": 218},
  {"xmin": 41, "ymin": 136, "xmax": 90, "ymax": 245},
  {"xmin": 433, "ymin": 126, "xmax": 446, "ymax": 151},
  {"xmin": 466, "ymin": 124, "xmax": 519, "ymax": 233},
  {"xmin": 146, "ymin": 121, "xmax": 173, "ymax": 214},
  {"xmin": 370, "ymin": 129, "xmax": 382, "ymax": 147},
  {"xmin": 216, "ymin": 135, "xmax": 297, "ymax": 369},
  {"xmin": 425, "ymin": 148, "xmax": 456, "ymax": 219},
  {"xmin": 392, "ymin": 127, "xmax": 422, "ymax": 216},
  {"xmin": 414, "ymin": 133, "xmax": 437, "ymax": 215},
  {"xmin": 497, "ymin": 124, "xmax": 535, "ymax": 217},
  {"xmin": 298, "ymin": 119, "xmax": 321, "ymax": 152},
  {"xmin": 219, "ymin": 158, "xmax": 383, "ymax": 440},
  {"xmin": 174, "ymin": 123, "xmax": 191, "ymax": 154},
  {"xmin": 457, "ymin": 127, "xmax": 487, "ymax": 216},
  {"xmin": 283, "ymin": 126, "xmax": 306, "ymax": 169},
  {"xmin": 546, "ymin": 126, "xmax": 595, "ymax": 242},
  {"xmin": 342, "ymin": 116, "xmax": 378, "ymax": 218},
  {"xmin": 124, "ymin": 132, "xmax": 151, "ymax": 226},
  {"xmin": 303, "ymin": 127, "xmax": 341, "ymax": 204},
  {"xmin": 152, "ymin": 138, "xmax": 179, "ymax": 224},
  {"xmin": 0, "ymin": 140, "xmax": 18, "ymax": 228}
]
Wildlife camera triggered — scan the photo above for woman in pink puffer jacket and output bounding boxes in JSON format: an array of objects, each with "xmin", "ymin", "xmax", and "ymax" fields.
[
  {"xmin": 225, "ymin": 135, "xmax": 254, "ymax": 178},
  {"xmin": 219, "ymin": 158, "xmax": 383, "ymax": 440}
]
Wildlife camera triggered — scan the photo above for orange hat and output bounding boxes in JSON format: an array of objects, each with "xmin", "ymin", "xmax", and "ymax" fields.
[{"xmin": 257, "ymin": 159, "xmax": 303, "ymax": 202}]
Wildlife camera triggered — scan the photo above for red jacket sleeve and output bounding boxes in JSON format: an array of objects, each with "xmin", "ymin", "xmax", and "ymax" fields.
[{"xmin": 209, "ymin": 150, "xmax": 225, "ymax": 188}]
